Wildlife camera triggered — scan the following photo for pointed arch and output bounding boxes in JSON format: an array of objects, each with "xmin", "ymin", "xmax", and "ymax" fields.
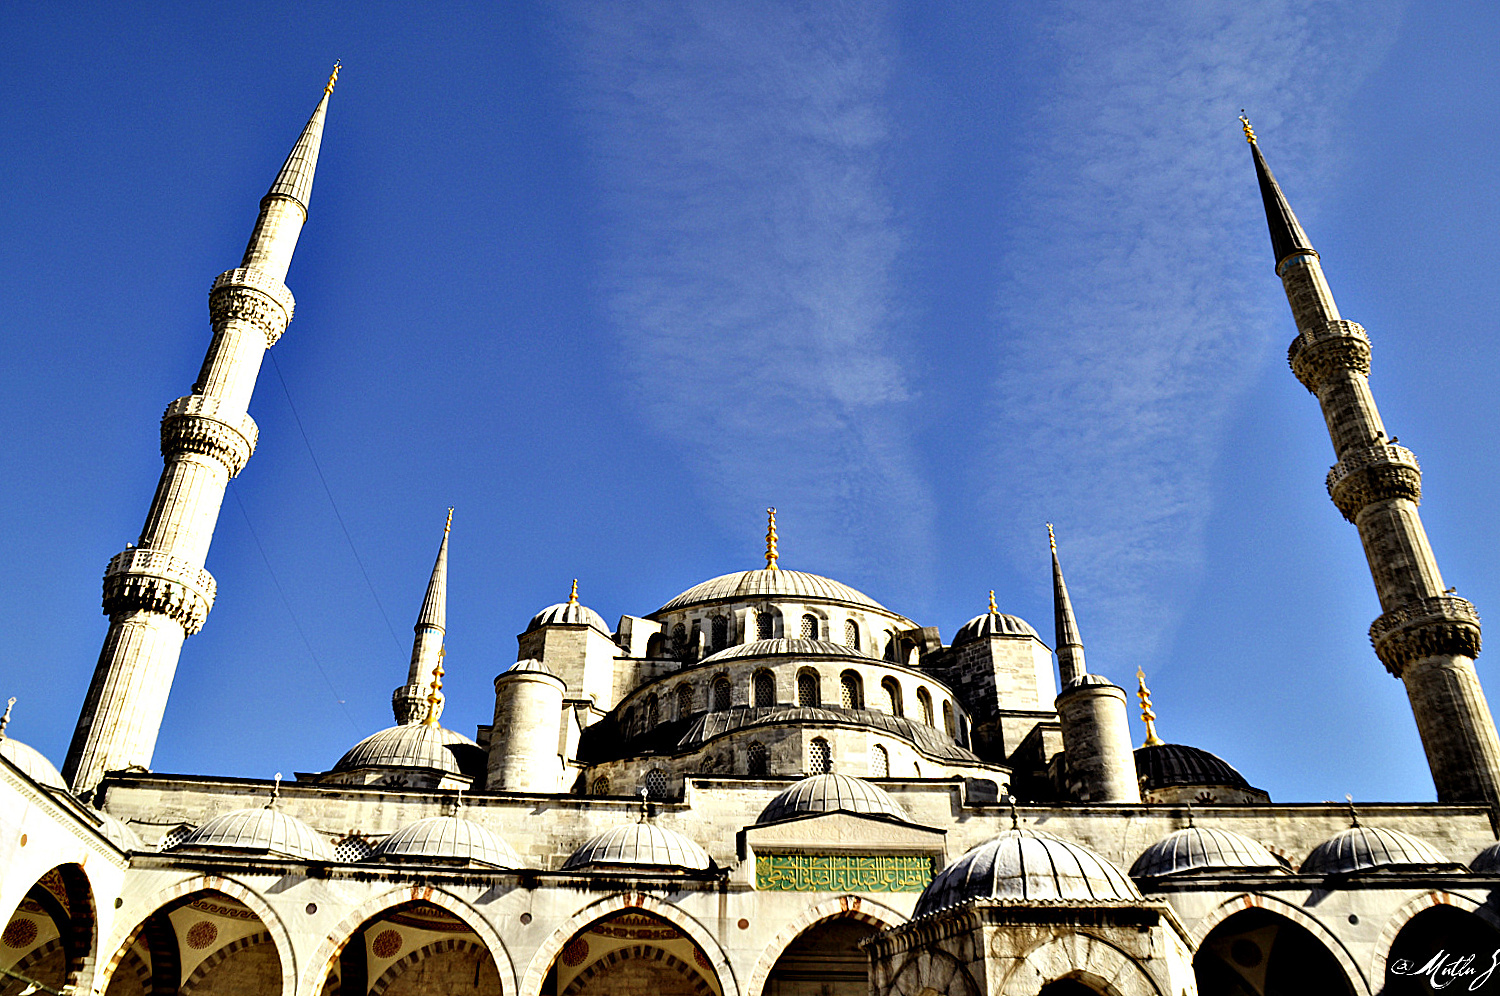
[
  {"xmin": 746, "ymin": 895, "xmax": 906, "ymax": 996},
  {"xmin": 518, "ymin": 893, "xmax": 737, "ymax": 996},
  {"xmin": 996, "ymin": 932, "xmax": 1164, "ymax": 995},
  {"xmin": 1368, "ymin": 890, "xmax": 1500, "ymax": 990},
  {"xmin": 1189, "ymin": 893, "xmax": 1369, "ymax": 995}
]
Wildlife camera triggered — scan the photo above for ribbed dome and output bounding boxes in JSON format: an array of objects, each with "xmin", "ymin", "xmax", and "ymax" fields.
[
  {"xmin": 372, "ymin": 816, "xmax": 520, "ymax": 868},
  {"xmin": 700, "ymin": 638, "xmax": 878, "ymax": 666},
  {"xmin": 915, "ymin": 828, "xmax": 1140, "ymax": 917},
  {"xmin": 1470, "ymin": 842, "xmax": 1500, "ymax": 874},
  {"xmin": 656, "ymin": 570, "xmax": 894, "ymax": 615},
  {"xmin": 562, "ymin": 822, "xmax": 712, "ymax": 872},
  {"xmin": 1130, "ymin": 826, "xmax": 1282, "ymax": 878},
  {"xmin": 759, "ymin": 773, "xmax": 907, "ymax": 824},
  {"xmin": 1135, "ymin": 743, "xmax": 1254, "ymax": 791},
  {"xmin": 0, "ymin": 738, "xmax": 66, "ymax": 790},
  {"xmin": 96, "ymin": 813, "xmax": 143, "ymax": 852},
  {"xmin": 501, "ymin": 657, "xmax": 560, "ymax": 678},
  {"xmin": 952, "ymin": 612, "xmax": 1040, "ymax": 645},
  {"xmin": 334, "ymin": 723, "xmax": 484, "ymax": 778},
  {"xmin": 173, "ymin": 807, "xmax": 333, "ymax": 860},
  {"xmin": 527, "ymin": 601, "xmax": 610, "ymax": 634},
  {"xmin": 1301, "ymin": 825, "xmax": 1452, "ymax": 876}
]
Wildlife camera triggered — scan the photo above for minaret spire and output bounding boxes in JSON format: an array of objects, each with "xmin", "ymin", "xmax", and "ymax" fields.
[
  {"xmin": 64, "ymin": 72, "xmax": 338, "ymax": 794},
  {"xmin": 394, "ymin": 509, "xmax": 453, "ymax": 724},
  {"xmin": 1048, "ymin": 523, "xmax": 1086, "ymax": 687},
  {"xmin": 1253, "ymin": 120, "xmax": 1500, "ymax": 805},
  {"xmin": 764, "ymin": 507, "xmax": 780, "ymax": 572}
]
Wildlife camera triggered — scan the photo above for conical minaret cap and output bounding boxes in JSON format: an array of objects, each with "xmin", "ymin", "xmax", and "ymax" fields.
[
  {"xmin": 1241, "ymin": 114, "xmax": 1316, "ymax": 272},
  {"xmin": 266, "ymin": 63, "xmax": 338, "ymax": 213},
  {"xmin": 1049, "ymin": 524, "xmax": 1083, "ymax": 652},
  {"xmin": 417, "ymin": 508, "xmax": 451, "ymax": 632}
]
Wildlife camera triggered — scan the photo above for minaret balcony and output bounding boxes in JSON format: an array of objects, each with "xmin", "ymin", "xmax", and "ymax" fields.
[
  {"xmin": 1326, "ymin": 442, "xmax": 1421, "ymax": 521},
  {"xmin": 209, "ymin": 267, "xmax": 296, "ymax": 346},
  {"xmin": 160, "ymin": 396, "xmax": 259, "ymax": 476},
  {"xmin": 1370, "ymin": 595, "xmax": 1482, "ymax": 676},
  {"xmin": 1288, "ymin": 319, "xmax": 1371, "ymax": 392},
  {"xmin": 102, "ymin": 548, "xmax": 217, "ymax": 634}
]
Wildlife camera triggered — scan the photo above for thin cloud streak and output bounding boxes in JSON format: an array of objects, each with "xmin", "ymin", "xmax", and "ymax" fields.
[
  {"xmin": 557, "ymin": 1, "xmax": 935, "ymax": 592},
  {"xmin": 991, "ymin": 1, "xmax": 1404, "ymax": 660}
]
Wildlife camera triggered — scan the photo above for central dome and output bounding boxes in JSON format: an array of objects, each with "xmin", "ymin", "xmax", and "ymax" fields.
[{"xmin": 655, "ymin": 569, "xmax": 894, "ymax": 616}]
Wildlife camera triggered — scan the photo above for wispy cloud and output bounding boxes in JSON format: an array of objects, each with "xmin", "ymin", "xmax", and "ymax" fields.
[
  {"xmin": 990, "ymin": 1, "xmax": 1404, "ymax": 658},
  {"xmin": 557, "ymin": 1, "xmax": 935, "ymax": 591}
]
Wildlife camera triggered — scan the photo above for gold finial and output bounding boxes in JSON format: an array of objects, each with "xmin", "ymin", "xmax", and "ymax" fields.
[
  {"xmin": 1136, "ymin": 668, "xmax": 1164, "ymax": 746},
  {"xmin": 444, "ymin": 507, "xmax": 453, "ymax": 537},
  {"xmin": 1239, "ymin": 110, "xmax": 1257, "ymax": 145},
  {"xmin": 268, "ymin": 772, "xmax": 283, "ymax": 809},
  {"xmin": 1346, "ymin": 793, "xmax": 1360, "ymax": 827},
  {"xmin": 1047, "ymin": 522, "xmax": 1057, "ymax": 554},
  {"xmin": 568, "ymin": 579, "xmax": 579, "ymax": 606},
  {"xmin": 325, "ymin": 61, "xmax": 341, "ymax": 97},
  {"xmin": 765, "ymin": 508, "xmax": 779, "ymax": 572},
  {"xmin": 988, "ymin": 590, "xmax": 998, "ymax": 614},
  {"xmin": 0, "ymin": 697, "xmax": 14, "ymax": 740},
  {"xmin": 424, "ymin": 648, "xmax": 446, "ymax": 727}
]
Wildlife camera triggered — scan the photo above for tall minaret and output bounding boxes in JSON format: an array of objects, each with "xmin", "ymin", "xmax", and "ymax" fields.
[
  {"xmin": 63, "ymin": 68, "xmax": 340, "ymax": 794},
  {"xmin": 1246, "ymin": 115, "xmax": 1500, "ymax": 804},
  {"xmin": 393, "ymin": 509, "xmax": 452, "ymax": 724}
]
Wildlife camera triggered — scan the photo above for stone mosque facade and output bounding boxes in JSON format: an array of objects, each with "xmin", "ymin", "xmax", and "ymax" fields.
[{"xmin": 4, "ymin": 77, "xmax": 1500, "ymax": 996}]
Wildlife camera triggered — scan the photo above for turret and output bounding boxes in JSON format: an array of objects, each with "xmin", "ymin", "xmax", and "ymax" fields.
[
  {"xmin": 1049, "ymin": 526, "xmax": 1140, "ymax": 803},
  {"xmin": 393, "ymin": 509, "xmax": 452, "ymax": 723},
  {"xmin": 1246, "ymin": 115, "xmax": 1500, "ymax": 804},
  {"xmin": 64, "ymin": 68, "xmax": 339, "ymax": 795},
  {"xmin": 487, "ymin": 660, "xmax": 567, "ymax": 792}
]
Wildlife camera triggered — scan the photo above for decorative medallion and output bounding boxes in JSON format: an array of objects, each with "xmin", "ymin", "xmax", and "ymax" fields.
[
  {"xmin": 755, "ymin": 853, "xmax": 932, "ymax": 892},
  {"xmin": 372, "ymin": 929, "xmax": 403, "ymax": 960},
  {"xmin": 2, "ymin": 918, "xmax": 38, "ymax": 948},
  {"xmin": 561, "ymin": 937, "xmax": 590, "ymax": 967},
  {"xmin": 186, "ymin": 920, "xmax": 218, "ymax": 950}
]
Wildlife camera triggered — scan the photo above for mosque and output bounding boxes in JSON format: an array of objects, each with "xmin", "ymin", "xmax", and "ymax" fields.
[{"xmin": 4, "ymin": 71, "xmax": 1500, "ymax": 996}]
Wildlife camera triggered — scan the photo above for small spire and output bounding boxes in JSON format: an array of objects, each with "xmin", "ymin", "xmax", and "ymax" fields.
[
  {"xmin": 265, "ymin": 66, "xmax": 339, "ymax": 213},
  {"xmin": 568, "ymin": 579, "xmax": 579, "ymax": 606},
  {"xmin": 267, "ymin": 772, "xmax": 283, "ymax": 809},
  {"xmin": 1241, "ymin": 114, "xmax": 1318, "ymax": 272},
  {"xmin": 1346, "ymin": 793, "xmax": 1360, "ymax": 827},
  {"xmin": 416, "ymin": 509, "xmax": 451, "ymax": 633},
  {"xmin": 765, "ymin": 507, "xmax": 780, "ymax": 571},
  {"xmin": 424, "ymin": 650, "xmax": 446, "ymax": 727},
  {"xmin": 1238, "ymin": 111, "xmax": 1257, "ymax": 145},
  {"xmin": 1137, "ymin": 668, "xmax": 1165, "ymax": 747},
  {"xmin": 988, "ymin": 590, "xmax": 998, "ymax": 614},
  {"xmin": 325, "ymin": 61, "xmax": 341, "ymax": 97},
  {"xmin": 1050, "ymin": 525, "xmax": 1086, "ymax": 685},
  {"xmin": 0, "ymin": 697, "xmax": 14, "ymax": 741}
]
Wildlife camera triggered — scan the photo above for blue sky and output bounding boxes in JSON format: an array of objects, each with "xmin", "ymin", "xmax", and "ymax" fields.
[{"xmin": 3, "ymin": 1, "xmax": 1498, "ymax": 803}]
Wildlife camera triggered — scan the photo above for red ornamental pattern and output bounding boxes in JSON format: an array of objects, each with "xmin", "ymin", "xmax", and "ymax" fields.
[
  {"xmin": 561, "ymin": 936, "xmax": 590, "ymax": 967},
  {"xmin": 372, "ymin": 929, "xmax": 403, "ymax": 960},
  {"xmin": 694, "ymin": 946, "xmax": 712, "ymax": 970},
  {"xmin": 2, "ymin": 918, "xmax": 38, "ymax": 948},
  {"xmin": 186, "ymin": 920, "xmax": 218, "ymax": 950}
]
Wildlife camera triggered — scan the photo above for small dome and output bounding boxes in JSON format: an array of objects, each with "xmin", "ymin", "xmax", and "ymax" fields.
[
  {"xmin": 501, "ymin": 658, "xmax": 560, "ymax": 679},
  {"xmin": 0, "ymin": 738, "xmax": 66, "ymax": 790},
  {"xmin": 952, "ymin": 612, "xmax": 1040, "ymax": 645},
  {"xmin": 1470, "ymin": 842, "xmax": 1500, "ymax": 874},
  {"xmin": 655, "ymin": 569, "xmax": 898, "ymax": 616},
  {"xmin": 915, "ymin": 827, "xmax": 1140, "ymax": 917},
  {"xmin": 1130, "ymin": 826, "xmax": 1282, "ymax": 878},
  {"xmin": 527, "ymin": 601, "xmax": 611, "ymax": 635},
  {"xmin": 1301, "ymin": 824, "xmax": 1452, "ymax": 876},
  {"xmin": 562, "ymin": 822, "xmax": 712, "ymax": 872},
  {"xmin": 96, "ymin": 813, "xmax": 143, "ymax": 852},
  {"xmin": 1061, "ymin": 673, "xmax": 1118, "ymax": 692},
  {"xmin": 173, "ymin": 807, "xmax": 333, "ymax": 861},
  {"xmin": 1135, "ymin": 743, "xmax": 1254, "ymax": 792},
  {"xmin": 334, "ymin": 723, "xmax": 484, "ymax": 778},
  {"xmin": 759, "ymin": 773, "xmax": 907, "ymax": 824},
  {"xmin": 372, "ymin": 816, "xmax": 520, "ymax": 868},
  {"xmin": 700, "ymin": 638, "xmax": 878, "ymax": 666}
]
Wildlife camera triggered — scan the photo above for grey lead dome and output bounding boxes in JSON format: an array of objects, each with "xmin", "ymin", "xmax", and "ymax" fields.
[
  {"xmin": 1300, "ymin": 825, "xmax": 1453, "ymax": 875},
  {"xmin": 758, "ymin": 773, "xmax": 907, "ymax": 824},
  {"xmin": 334, "ymin": 723, "xmax": 484, "ymax": 778},
  {"xmin": 172, "ymin": 807, "xmax": 333, "ymax": 861},
  {"xmin": 563, "ymin": 822, "xmax": 712, "ymax": 872},
  {"xmin": 915, "ymin": 828, "xmax": 1140, "ymax": 917},
  {"xmin": 654, "ymin": 569, "xmax": 896, "ymax": 615},
  {"xmin": 526, "ymin": 601, "xmax": 611, "ymax": 635},
  {"xmin": 1129, "ymin": 826, "xmax": 1283, "ymax": 878},
  {"xmin": 372, "ymin": 815, "xmax": 520, "ymax": 869},
  {"xmin": 952, "ymin": 612, "xmax": 1040, "ymax": 645}
]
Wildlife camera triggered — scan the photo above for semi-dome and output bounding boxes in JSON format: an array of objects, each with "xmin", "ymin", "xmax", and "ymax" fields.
[
  {"xmin": 1130, "ymin": 825, "xmax": 1283, "ymax": 878},
  {"xmin": 1135, "ymin": 743, "xmax": 1255, "ymax": 792},
  {"xmin": 172, "ymin": 807, "xmax": 333, "ymax": 861},
  {"xmin": 526, "ymin": 600, "xmax": 611, "ymax": 635},
  {"xmin": 699, "ymin": 638, "xmax": 878, "ymax": 666},
  {"xmin": 915, "ymin": 827, "xmax": 1140, "ymax": 917},
  {"xmin": 0, "ymin": 737, "xmax": 66, "ymax": 790},
  {"xmin": 1470, "ymin": 842, "xmax": 1500, "ymax": 874},
  {"xmin": 334, "ymin": 723, "xmax": 485, "ymax": 778},
  {"xmin": 759, "ymin": 773, "xmax": 907, "ymax": 824},
  {"xmin": 1301, "ymin": 824, "xmax": 1453, "ymax": 876},
  {"xmin": 562, "ymin": 822, "xmax": 712, "ymax": 872},
  {"xmin": 371, "ymin": 815, "xmax": 520, "ymax": 868},
  {"xmin": 655, "ymin": 569, "xmax": 896, "ymax": 616},
  {"xmin": 952, "ymin": 612, "xmax": 1040, "ymax": 645}
]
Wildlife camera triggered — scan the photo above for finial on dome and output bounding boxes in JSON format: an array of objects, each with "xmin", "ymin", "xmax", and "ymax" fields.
[
  {"xmin": 1238, "ymin": 110, "xmax": 1256, "ymax": 145},
  {"xmin": 638, "ymin": 785, "xmax": 650, "ymax": 823},
  {"xmin": 1009, "ymin": 798, "xmax": 1019, "ymax": 829},
  {"xmin": 1047, "ymin": 521, "xmax": 1057, "ymax": 553},
  {"xmin": 765, "ymin": 507, "xmax": 780, "ymax": 571},
  {"xmin": 452, "ymin": 787, "xmax": 465, "ymax": 816},
  {"xmin": 268, "ymin": 772, "xmax": 283, "ymax": 809},
  {"xmin": 424, "ymin": 650, "xmax": 446, "ymax": 727},
  {"xmin": 325, "ymin": 61, "xmax": 341, "ymax": 97},
  {"xmin": 0, "ymin": 697, "xmax": 13, "ymax": 741},
  {"xmin": 1185, "ymin": 801, "xmax": 1195, "ymax": 828},
  {"xmin": 568, "ymin": 579, "xmax": 579, "ymax": 606},
  {"xmin": 1346, "ymin": 793, "xmax": 1360, "ymax": 827},
  {"xmin": 1137, "ymin": 668, "xmax": 1164, "ymax": 747},
  {"xmin": 988, "ymin": 590, "xmax": 998, "ymax": 614},
  {"xmin": 444, "ymin": 506, "xmax": 453, "ymax": 536}
]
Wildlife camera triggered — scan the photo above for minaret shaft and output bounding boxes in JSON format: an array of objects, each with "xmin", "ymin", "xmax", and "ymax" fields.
[{"xmin": 64, "ymin": 82, "xmax": 333, "ymax": 794}]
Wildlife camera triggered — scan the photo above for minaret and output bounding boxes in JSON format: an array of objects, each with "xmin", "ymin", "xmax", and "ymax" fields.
[
  {"xmin": 393, "ymin": 509, "xmax": 452, "ymax": 724},
  {"xmin": 1048, "ymin": 526, "xmax": 1140, "ymax": 803},
  {"xmin": 1246, "ymin": 115, "xmax": 1500, "ymax": 804},
  {"xmin": 63, "ymin": 68, "xmax": 340, "ymax": 794}
]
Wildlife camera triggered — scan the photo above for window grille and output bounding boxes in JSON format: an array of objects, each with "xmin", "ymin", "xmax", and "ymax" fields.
[
  {"xmin": 159, "ymin": 825, "xmax": 195, "ymax": 851},
  {"xmin": 800, "ymin": 614, "xmax": 818, "ymax": 639},
  {"xmin": 757, "ymin": 611, "xmax": 774, "ymax": 640},
  {"xmin": 882, "ymin": 678, "xmax": 903, "ymax": 717},
  {"xmin": 917, "ymin": 688, "xmax": 934, "ymax": 726},
  {"xmin": 870, "ymin": 745, "xmax": 889, "ymax": 778},
  {"xmin": 672, "ymin": 623, "xmax": 687, "ymax": 652},
  {"xmin": 712, "ymin": 615, "xmax": 729, "ymax": 650},
  {"xmin": 677, "ymin": 683, "xmax": 694, "ymax": 718},
  {"xmin": 591, "ymin": 777, "xmax": 611, "ymax": 796},
  {"xmin": 748, "ymin": 741, "xmax": 768, "ymax": 776},
  {"xmin": 845, "ymin": 619, "xmax": 859, "ymax": 649},
  {"xmin": 797, "ymin": 671, "xmax": 820, "ymax": 707},
  {"xmin": 712, "ymin": 677, "xmax": 731, "ymax": 711},
  {"xmin": 840, "ymin": 671, "xmax": 861, "ymax": 710},
  {"xmin": 943, "ymin": 701, "xmax": 956, "ymax": 738},
  {"xmin": 809, "ymin": 738, "xmax": 831, "ymax": 774},
  {"xmin": 334, "ymin": 835, "xmax": 374, "ymax": 862},
  {"xmin": 646, "ymin": 694, "xmax": 659, "ymax": 726},
  {"xmin": 644, "ymin": 768, "xmax": 668, "ymax": 799},
  {"xmin": 754, "ymin": 671, "xmax": 775, "ymax": 707}
]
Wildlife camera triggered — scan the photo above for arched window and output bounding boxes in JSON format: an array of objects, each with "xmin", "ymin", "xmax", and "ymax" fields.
[
  {"xmin": 800, "ymin": 614, "xmax": 818, "ymax": 639},
  {"xmin": 591, "ymin": 777, "xmax": 611, "ymax": 796},
  {"xmin": 883, "ymin": 634, "xmax": 897, "ymax": 661},
  {"xmin": 757, "ymin": 611, "xmax": 774, "ymax": 640},
  {"xmin": 754, "ymin": 670, "xmax": 776, "ymax": 707},
  {"xmin": 917, "ymin": 687, "xmax": 934, "ymax": 726},
  {"xmin": 712, "ymin": 675, "xmax": 732, "ymax": 711},
  {"xmin": 676, "ymin": 683, "xmax": 693, "ymax": 719},
  {"xmin": 747, "ymin": 741, "xmax": 768, "ymax": 776},
  {"xmin": 809, "ymin": 737, "xmax": 831, "ymax": 774},
  {"xmin": 646, "ymin": 693, "xmax": 660, "ymax": 726},
  {"xmin": 881, "ymin": 678, "xmax": 903, "ymax": 717},
  {"xmin": 711, "ymin": 614, "xmax": 729, "ymax": 650},
  {"xmin": 845, "ymin": 619, "xmax": 859, "ymax": 649},
  {"xmin": 870, "ymin": 744, "xmax": 889, "ymax": 778},
  {"xmin": 644, "ymin": 768, "xmax": 668, "ymax": 799},
  {"xmin": 840, "ymin": 670, "xmax": 863, "ymax": 710},
  {"xmin": 672, "ymin": 623, "xmax": 687, "ymax": 653},
  {"xmin": 942, "ymin": 701, "xmax": 956, "ymax": 738},
  {"xmin": 797, "ymin": 670, "xmax": 820, "ymax": 707}
]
